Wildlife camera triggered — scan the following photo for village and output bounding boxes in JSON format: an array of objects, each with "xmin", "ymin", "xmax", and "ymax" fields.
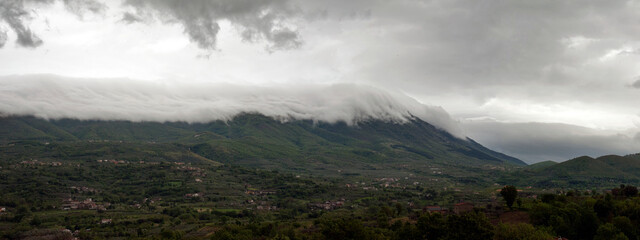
[{"xmin": 61, "ymin": 198, "xmax": 109, "ymax": 211}]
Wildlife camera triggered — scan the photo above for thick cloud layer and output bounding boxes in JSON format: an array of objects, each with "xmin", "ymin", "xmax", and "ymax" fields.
[
  {"xmin": 0, "ymin": 74, "xmax": 464, "ymax": 137},
  {"xmin": 464, "ymin": 120, "xmax": 640, "ymax": 163}
]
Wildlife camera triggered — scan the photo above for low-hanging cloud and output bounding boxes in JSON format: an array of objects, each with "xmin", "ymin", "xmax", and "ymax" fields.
[
  {"xmin": 0, "ymin": 74, "xmax": 464, "ymax": 138},
  {"xmin": 463, "ymin": 120, "xmax": 640, "ymax": 163}
]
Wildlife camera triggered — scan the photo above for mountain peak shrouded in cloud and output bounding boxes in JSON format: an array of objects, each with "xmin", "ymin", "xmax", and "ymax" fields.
[
  {"xmin": 0, "ymin": 74, "xmax": 465, "ymax": 138},
  {"xmin": 2, "ymin": 1, "xmax": 640, "ymax": 164}
]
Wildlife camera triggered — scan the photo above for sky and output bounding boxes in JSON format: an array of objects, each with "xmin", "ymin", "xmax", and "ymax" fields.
[{"xmin": 1, "ymin": 0, "xmax": 640, "ymax": 163}]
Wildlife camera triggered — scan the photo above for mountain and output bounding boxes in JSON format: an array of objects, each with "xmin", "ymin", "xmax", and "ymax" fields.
[
  {"xmin": 524, "ymin": 160, "xmax": 557, "ymax": 170},
  {"xmin": 0, "ymin": 114, "xmax": 524, "ymax": 177},
  {"xmin": 503, "ymin": 154, "xmax": 640, "ymax": 188}
]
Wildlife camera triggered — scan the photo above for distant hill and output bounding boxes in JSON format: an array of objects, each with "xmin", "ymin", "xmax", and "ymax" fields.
[
  {"xmin": 524, "ymin": 160, "xmax": 557, "ymax": 170},
  {"xmin": 503, "ymin": 154, "xmax": 640, "ymax": 188},
  {"xmin": 0, "ymin": 114, "xmax": 524, "ymax": 176}
]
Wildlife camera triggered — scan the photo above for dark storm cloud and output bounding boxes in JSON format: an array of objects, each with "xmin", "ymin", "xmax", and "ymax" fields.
[
  {"xmin": 122, "ymin": 0, "xmax": 302, "ymax": 51},
  {"xmin": 464, "ymin": 120, "xmax": 640, "ymax": 163},
  {"xmin": 62, "ymin": 0, "xmax": 106, "ymax": 18},
  {"xmin": 0, "ymin": 28, "xmax": 7, "ymax": 48},
  {"xmin": 0, "ymin": 0, "xmax": 105, "ymax": 48},
  {"xmin": 119, "ymin": 12, "xmax": 142, "ymax": 24},
  {"xmin": 1, "ymin": 0, "xmax": 301, "ymax": 51},
  {"xmin": 0, "ymin": 0, "xmax": 48, "ymax": 48}
]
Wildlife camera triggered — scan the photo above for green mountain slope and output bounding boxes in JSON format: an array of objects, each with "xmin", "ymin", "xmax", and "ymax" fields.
[
  {"xmin": 525, "ymin": 160, "xmax": 557, "ymax": 171},
  {"xmin": 0, "ymin": 114, "xmax": 526, "ymax": 187},
  {"xmin": 502, "ymin": 154, "xmax": 640, "ymax": 188},
  {"xmin": 0, "ymin": 114, "xmax": 524, "ymax": 166}
]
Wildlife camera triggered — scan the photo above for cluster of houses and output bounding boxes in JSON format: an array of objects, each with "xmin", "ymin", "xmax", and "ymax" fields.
[
  {"xmin": 70, "ymin": 186, "xmax": 97, "ymax": 193},
  {"xmin": 20, "ymin": 159, "xmax": 63, "ymax": 166},
  {"xmin": 245, "ymin": 190, "xmax": 277, "ymax": 196},
  {"xmin": 349, "ymin": 177, "xmax": 424, "ymax": 190},
  {"xmin": 96, "ymin": 159, "xmax": 128, "ymax": 164},
  {"xmin": 132, "ymin": 197, "xmax": 160, "ymax": 208},
  {"xmin": 86, "ymin": 140, "xmax": 123, "ymax": 143},
  {"xmin": 245, "ymin": 199, "xmax": 278, "ymax": 211},
  {"xmin": 345, "ymin": 183, "xmax": 379, "ymax": 191},
  {"xmin": 175, "ymin": 165, "xmax": 206, "ymax": 177},
  {"xmin": 310, "ymin": 200, "xmax": 345, "ymax": 210},
  {"xmin": 61, "ymin": 198, "xmax": 109, "ymax": 211},
  {"xmin": 175, "ymin": 165, "xmax": 201, "ymax": 171},
  {"xmin": 256, "ymin": 205, "xmax": 278, "ymax": 211},
  {"xmin": 376, "ymin": 177, "xmax": 402, "ymax": 187},
  {"xmin": 185, "ymin": 193, "xmax": 203, "ymax": 198},
  {"xmin": 96, "ymin": 159, "xmax": 163, "ymax": 165},
  {"xmin": 375, "ymin": 177, "xmax": 421, "ymax": 189},
  {"xmin": 345, "ymin": 178, "xmax": 414, "ymax": 190}
]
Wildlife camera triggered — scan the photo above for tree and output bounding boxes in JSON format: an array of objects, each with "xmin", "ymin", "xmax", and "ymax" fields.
[
  {"xmin": 594, "ymin": 223, "xmax": 629, "ymax": 240},
  {"xmin": 395, "ymin": 202, "xmax": 404, "ymax": 216},
  {"xmin": 613, "ymin": 216, "xmax": 637, "ymax": 240},
  {"xmin": 445, "ymin": 212, "xmax": 494, "ymax": 240},
  {"xmin": 494, "ymin": 223, "xmax": 553, "ymax": 240},
  {"xmin": 417, "ymin": 213, "xmax": 446, "ymax": 240},
  {"xmin": 622, "ymin": 185, "xmax": 638, "ymax": 197},
  {"xmin": 594, "ymin": 198, "xmax": 614, "ymax": 220},
  {"xmin": 500, "ymin": 185, "xmax": 518, "ymax": 209},
  {"xmin": 317, "ymin": 217, "xmax": 382, "ymax": 240}
]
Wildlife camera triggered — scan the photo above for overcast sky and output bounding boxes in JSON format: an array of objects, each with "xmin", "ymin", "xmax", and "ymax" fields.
[{"xmin": 1, "ymin": 0, "xmax": 640, "ymax": 163}]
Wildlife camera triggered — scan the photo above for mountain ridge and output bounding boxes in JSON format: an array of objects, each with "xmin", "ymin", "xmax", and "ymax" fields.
[
  {"xmin": 0, "ymin": 114, "xmax": 526, "ymax": 170},
  {"xmin": 503, "ymin": 154, "xmax": 640, "ymax": 187}
]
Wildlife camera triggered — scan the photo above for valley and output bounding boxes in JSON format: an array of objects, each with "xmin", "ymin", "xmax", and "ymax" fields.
[{"xmin": 1, "ymin": 115, "xmax": 639, "ymax": 239}]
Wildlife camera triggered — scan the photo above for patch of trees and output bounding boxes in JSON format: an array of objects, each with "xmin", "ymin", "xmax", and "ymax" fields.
[{"xmin": 529, "ymin": 187, "xmax": 640, "ymax": 240}]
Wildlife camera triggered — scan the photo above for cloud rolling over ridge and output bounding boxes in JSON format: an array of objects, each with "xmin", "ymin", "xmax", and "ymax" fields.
[{"xmin": 0, "ymin": 74, "xmax": 464, "ymax": 138}]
